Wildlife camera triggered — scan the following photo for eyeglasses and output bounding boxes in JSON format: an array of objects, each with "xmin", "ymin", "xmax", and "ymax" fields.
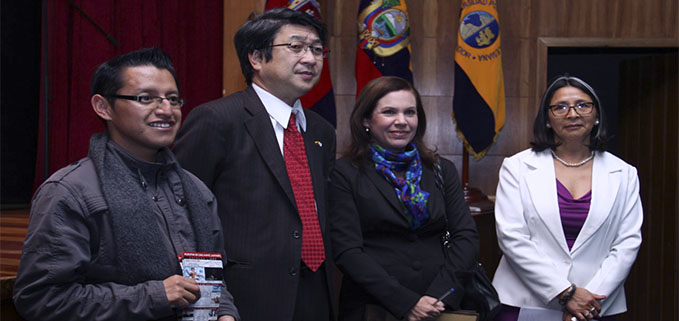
[
  {"xmin": 268, "ymin": 41, "xmax": 329, "ymax": 59},
  {"xmin": 109, "ymin": 95, "xmax": 185, "ymax": 108},
  {"xmin": 548, "ymin": 102, "xmax": 594, "ymax": 117}
]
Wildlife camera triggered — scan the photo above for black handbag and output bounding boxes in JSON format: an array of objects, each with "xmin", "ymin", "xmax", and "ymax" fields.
[
  {"xmin": 434, "ymin": 158, "xmax": 501, "ymax": 321},
  {"xmin": 457, "ymin": 263, "xmax": 500, "ymax": 321}
]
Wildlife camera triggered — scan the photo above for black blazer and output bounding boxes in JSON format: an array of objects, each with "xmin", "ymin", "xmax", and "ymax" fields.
[
  {"xmin": 329, "ymin": 157, "xmax": 479, "ymax": 321},
  {"xmin": 174, "ymin": 86, "xmax": 336, "ymax": 321}
]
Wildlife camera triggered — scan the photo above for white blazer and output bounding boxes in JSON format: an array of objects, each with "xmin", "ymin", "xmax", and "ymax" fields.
[{"xmin": 492, "ymin": 149, "xmax": 643, "ymax": 316}]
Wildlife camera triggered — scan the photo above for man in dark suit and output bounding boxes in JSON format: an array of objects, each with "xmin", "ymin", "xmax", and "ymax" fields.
[{"xmin": 173, "ymin": 8, "xmax": 336, "ymax": 321}]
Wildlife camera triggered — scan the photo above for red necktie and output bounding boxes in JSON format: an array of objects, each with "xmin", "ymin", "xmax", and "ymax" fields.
[{"xmin": 284, "ymin": 112, "xmax": 326, "ymax": 271}]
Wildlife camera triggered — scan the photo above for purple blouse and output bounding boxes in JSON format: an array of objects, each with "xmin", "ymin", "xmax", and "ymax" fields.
[{"xmin": 557, "ymin": 179, "xmax": 591, "ymax": 250}]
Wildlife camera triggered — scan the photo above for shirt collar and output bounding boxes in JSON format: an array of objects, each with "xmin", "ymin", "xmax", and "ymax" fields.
[
  {"xmin": 107, "ymin": 140, "xmax": 174, "ymax": 172},
  {"xmin": 252, "ymin": 83, "xmax": 307, "ymax": 132}
]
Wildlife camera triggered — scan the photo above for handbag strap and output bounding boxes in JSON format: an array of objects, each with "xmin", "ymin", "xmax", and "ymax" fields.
[
  {"xmin": 433, "ymin": 156, "xmax": 446, "ymax": 227},
  {"xmin": 433, "ymin": 156, "xmax": 452, "ymax": 249},
  {"xmin": 433, "ymin": 156, "xmax": 444, "ymax": 192}
]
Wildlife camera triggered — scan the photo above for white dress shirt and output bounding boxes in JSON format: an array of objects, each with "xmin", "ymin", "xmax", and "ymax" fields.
[{"xmin": 252, "ymin": 83, "xmax": 307, "ymax": 157}]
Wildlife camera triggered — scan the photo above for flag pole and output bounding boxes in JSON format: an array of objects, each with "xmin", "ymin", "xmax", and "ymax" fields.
[
  {"xmin": 462, "ymin": 146, "xmax": 470, "ymax": 189},
  {"xmin": 462, "ymin": 146, "xmax": 490, "ymax": 205}
]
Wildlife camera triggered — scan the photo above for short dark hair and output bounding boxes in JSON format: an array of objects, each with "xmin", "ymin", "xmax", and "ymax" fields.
[
  {"xmin": 90, "ymin": 47, "xmax": 179, "ymax": 106},
  {"xmin": 531, "ymin": 75, "xmax": 609, "ymax": 152},
  {"xmin": 234, "ymin": 7, "xmax": 327, "ymax": 84},
  {"xmin": 344, "ymin": 76, "xmax": 436, "ymax": 166}
]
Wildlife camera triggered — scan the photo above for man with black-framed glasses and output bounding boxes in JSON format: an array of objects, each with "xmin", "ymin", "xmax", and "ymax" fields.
[
  {"xmin": 174, "ymin": 7, "xmax": 336, "ymax": 321},
  {"xmin": 13, "ymin": 47, "xmax": 239, "ymax": 321}
]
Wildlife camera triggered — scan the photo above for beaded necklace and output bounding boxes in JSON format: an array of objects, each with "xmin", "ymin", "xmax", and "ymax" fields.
[{"xmin": 551, "ymin": 150, "xmax": 594, "ymax": 167}]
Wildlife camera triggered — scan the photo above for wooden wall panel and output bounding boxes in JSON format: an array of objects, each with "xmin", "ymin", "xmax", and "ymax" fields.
[
  {"xmin": 328, "ymin": 36, "xmax": 355, "ymax": 96},
  {"xmin": 222, "ymin": 0, "xmax": 266, "ymax": 96},
  {"xmin": 416, "ymin": 0, "xmax": 457, "ymax": 37},
  {"xmin": 410, "ymin": 36, "xmax": 456, "ymax": 97},
  {"xmin": 420, "ymin": 96, "xmax": 459, "ymax": 156},
  {"xmin": 334, "ymin": 95, "xmax": 355, "ymax": 155}
]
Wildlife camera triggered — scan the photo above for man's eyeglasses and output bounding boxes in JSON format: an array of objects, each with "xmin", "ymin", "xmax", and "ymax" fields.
[
  {"xmin": 109, "ymin": 95, "xmax": 185, "ymax": 108},
  {"xmin": 548, "ymin": 102, "xmax": 594, "ymax": 117},
  {"xmin": 268, "ymin": 41, "xmax": 329, "ymax": 59}
]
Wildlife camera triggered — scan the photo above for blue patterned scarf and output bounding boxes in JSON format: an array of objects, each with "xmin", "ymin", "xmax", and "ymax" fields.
[{"xmin": 370, "ymin": 143, "xmax": 430, "ymax": 229}]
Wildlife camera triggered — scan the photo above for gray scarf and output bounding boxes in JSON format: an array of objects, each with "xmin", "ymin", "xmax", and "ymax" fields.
[{"xmin": 88, "ymin": 132, "xmax": 216, "ymax": 285}]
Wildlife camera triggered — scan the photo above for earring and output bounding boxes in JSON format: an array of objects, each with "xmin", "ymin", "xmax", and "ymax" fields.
[
  {"xmin": 595, "ymin": 120, "xmax": 600, "ymax": 125},
  {"xmin": 365, "ymin": 127, "xmax": 370, "ymax": 133},
  {"xmin": 546, "ymin": 123, "xmax": 551, "ymax": 128}
]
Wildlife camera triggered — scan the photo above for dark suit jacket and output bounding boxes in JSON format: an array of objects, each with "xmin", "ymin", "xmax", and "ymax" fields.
[
  {"xmin": 329, "ymin": 157, "xmax": 479, "ymax": 321},
  {"xmin": 173, "ymin": 86, "xmax": 336, "ymax": 321}
]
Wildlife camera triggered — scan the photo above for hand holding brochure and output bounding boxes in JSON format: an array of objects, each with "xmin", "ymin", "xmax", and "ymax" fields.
[{"xmin": 178, "ymin": 252, "xmax": 224, "ymax": 321}]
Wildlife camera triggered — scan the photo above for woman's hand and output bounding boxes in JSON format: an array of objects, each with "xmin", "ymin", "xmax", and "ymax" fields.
[
  {"xmin": 563, "ymin": 287, "xmax": 605, "ymax": 320},
  {"xmin": 405, "ymin": 296, "xmax": 445, "ymax": 321}
]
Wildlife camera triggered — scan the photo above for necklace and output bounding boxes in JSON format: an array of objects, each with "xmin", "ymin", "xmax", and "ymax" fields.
[{"xmin": 551, "ymin": 150, "xmax": 594, "ymax": 167}]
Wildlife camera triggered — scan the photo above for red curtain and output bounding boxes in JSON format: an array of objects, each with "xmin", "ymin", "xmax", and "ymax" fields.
[{"xmin": 34, "ymin": 0, "xmax": 223, "ymax": 188}]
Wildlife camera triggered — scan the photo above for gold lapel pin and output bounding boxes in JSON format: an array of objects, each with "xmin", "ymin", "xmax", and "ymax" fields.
[{"xmin": 314, "ymin": 140, "xmax": 323, "ymax": 147}]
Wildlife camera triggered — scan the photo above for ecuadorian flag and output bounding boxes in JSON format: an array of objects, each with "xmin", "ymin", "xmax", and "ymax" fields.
[
  {"xmin": 355, "ymin": 0, "xmax": 413, "ymax": 95},
  {"xmin": 265, "ymin": 0, "xmax": 337, "ymax": 126},
  {"xmin": 452, "ymin": 0, "xmax": 505, "ymax": 159}
]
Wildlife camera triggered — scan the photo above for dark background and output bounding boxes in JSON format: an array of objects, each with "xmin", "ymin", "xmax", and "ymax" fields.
[{"xmin": 1, "ymin": 1, "xmax": 41, "ymax": 208}]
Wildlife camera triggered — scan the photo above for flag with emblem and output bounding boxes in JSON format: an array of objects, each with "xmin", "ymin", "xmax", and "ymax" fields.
[
  {"xmin": 356, "ymin": 0, "xmax": 413, "ymax": 95},
  {"xmin": 265, "ymin": 0, "xmax": 337, "ymax": 126},
  {"xmin": 452, "ymin": 1, "xmax": 506, "ymax": 159}
]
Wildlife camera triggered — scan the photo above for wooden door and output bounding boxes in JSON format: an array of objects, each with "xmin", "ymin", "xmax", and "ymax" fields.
[{"xmin": 617, "ymin": 52, "xmax": 678, "ymax": 321}]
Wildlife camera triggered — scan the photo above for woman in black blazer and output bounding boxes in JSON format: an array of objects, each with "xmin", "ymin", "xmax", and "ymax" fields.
[{"xmin": 329, "ymin": 76, "xmax": 480, "ymax": 321}]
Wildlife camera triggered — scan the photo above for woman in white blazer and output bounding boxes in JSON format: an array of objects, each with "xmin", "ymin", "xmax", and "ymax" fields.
[{"xmin": 492, "ymin": 76, "xmax": 643, "ymax": 321}]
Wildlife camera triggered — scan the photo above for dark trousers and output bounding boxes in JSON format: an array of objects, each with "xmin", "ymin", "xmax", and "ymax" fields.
[{"xmin": 292, "ymin": 262, "xmax": 332, "ymax": 321}]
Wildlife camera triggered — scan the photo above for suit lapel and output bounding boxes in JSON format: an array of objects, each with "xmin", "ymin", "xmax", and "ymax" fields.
[
  {"xmin": 301, "ymin": 117, "xmax": 327, "ymax": 229},
  {"xmin": 524, "ymin": 151, "xmax": 570, "ymax": 255},
  {"xmin": 242, "ymin": 88, "xmax": 296, "ymax": 207},
  {"xmin": 571, "ymin": 152, "xmax": 621, "ymax": 253},
  {"xmin": 364, "ymin": 164, "xmax": 410, "ymax": 221}
]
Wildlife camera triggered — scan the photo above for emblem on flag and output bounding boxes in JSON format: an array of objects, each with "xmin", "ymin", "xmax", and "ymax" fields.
[
  {"xmin": 460, "ymin": 10, "xmax": 499, "ymax": 49},
  {"xmin": 358, "ymin": 4, "xmax": 410, "ymax": 57}
]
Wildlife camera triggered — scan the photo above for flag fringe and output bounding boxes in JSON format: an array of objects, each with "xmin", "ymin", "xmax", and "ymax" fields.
[{"xmin": 451, "ymin": 111, "xmax": 501, "ymax": 160}]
